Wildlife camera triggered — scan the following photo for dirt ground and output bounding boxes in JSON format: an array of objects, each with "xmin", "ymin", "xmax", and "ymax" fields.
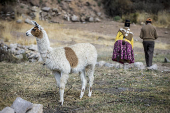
[{"xmin": 61, "ymin": 21, "xmax": 170, "ymax": 70}]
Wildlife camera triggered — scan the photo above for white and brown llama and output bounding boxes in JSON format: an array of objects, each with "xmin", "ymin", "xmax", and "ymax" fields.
[{"xmin": 26, "ymin": 21, "xmax": 97, "ymax": 105}]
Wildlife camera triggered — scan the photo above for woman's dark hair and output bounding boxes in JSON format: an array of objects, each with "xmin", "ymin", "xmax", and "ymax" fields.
[{"xmin": 124, "ymin": 20, "xmax": 130, "ymax": 27}]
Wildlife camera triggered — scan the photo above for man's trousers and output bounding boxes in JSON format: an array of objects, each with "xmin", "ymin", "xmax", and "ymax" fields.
[{"xmin": 143, "ymin": 41, "xmax": 155, "ymax": 67}]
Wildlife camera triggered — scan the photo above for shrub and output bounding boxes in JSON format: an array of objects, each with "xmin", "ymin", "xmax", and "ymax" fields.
[
  {"xmin": 114, "ymin": 16, "xmax": 121, "ymax": 21},
  {"xmin": 58, "ymin": 0, "xmax": 61, "ymax": 3}
]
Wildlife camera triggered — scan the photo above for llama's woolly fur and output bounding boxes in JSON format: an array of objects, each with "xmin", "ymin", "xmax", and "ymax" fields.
[{"xmin": 26, "ymin": 21, "xmax": 97, "ymax": 105}]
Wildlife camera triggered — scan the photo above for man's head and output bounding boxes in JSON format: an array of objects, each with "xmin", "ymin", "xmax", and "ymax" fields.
[
  {"xmin": 124, "ymin": 20, "xmax": 130, "ymax": 27},
  {"xmin": 146, "ymin": 18, "xmax": 152, "ymax": 24}
]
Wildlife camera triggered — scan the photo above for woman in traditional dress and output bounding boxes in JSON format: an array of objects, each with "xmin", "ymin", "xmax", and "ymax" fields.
[{"xmin": 112, "ymin": 20, "xmax": 134, "ymax": 69}]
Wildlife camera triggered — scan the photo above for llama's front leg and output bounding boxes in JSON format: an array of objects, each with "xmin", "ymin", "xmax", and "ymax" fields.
[
  {"xmin": 59, "ymin": 73, "xmax": 69, "ymax": 105},
  {"xmin": 79, "ymin": 70, "xmax": 87, "ymax": 99},
  {"xmin": 87, "ymin": 65, "xmax": 95, "ymax": 97}
]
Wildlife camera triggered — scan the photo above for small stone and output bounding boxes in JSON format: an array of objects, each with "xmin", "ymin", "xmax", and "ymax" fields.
[
  {"xmin": 51, "ymin": 12, "xmax": 56, "ymax": 16},
  {"xmin": 135, "ymin": 39, "xmax": 138, "ymax": 41},
  {"xmin": 164, "ymin": 31, "xmax": 168, "ymax": 34},
  {"xmin": 29, "ymin": 58, "xmax": 37, "ymax": 62},
  {"xmin": 25, "ymin": 18, "xmax": 33, "ymax": 25},
  {"xmin": 28, "ymin": 45, "xmax": 38, "ymax": 51},
  {"xmin": 31, "ymin": 6, "xmax": 38, "ymax": 12},
  {"xmin": 10, "ymin": 43, "xmax": 17, "ymax": 49},
  {"xmin": 97, "ymin": 12, "xmax": 101, "ymax": 17},
  {"xmin": 104, "ymin": 63, "xmax": 115, "ymax": 68},
  {"xmin": 164, "ymin": 57, "xmax": 170, "ymax": 63},
  {"xmin": 64, "ymin": 0, "xmax": 72, "ymax": 1},
  {"xmin": 16, "ymin": 19, "xmax": 22, "ymax": 23},
  {"xmin": 52, "ymin": 8, "xmax": 58, "ymax": 12},
  {"xmin": 96, "ymin": 61, "xmax": 106, "ymax": 67},
  {"xmin": 71, "ymin": 15, "xmax": 79, "ymax": 22},
  {"xmin": 134, "ymin": 62, "xmax": 145, "ymax": 70},
  {"xmin": 15, "ymin": 54, "xmax": 23, "ymax": 60},
  {"xmin": 41, "ymin": 7, "xmax": 51, "ymax": 12},
  {"xmin": 88, "ymin": 17, "xmax": 94, "ymax": 22},
  {"xmin": 95, "ymin": 17, "xmax": 101, "ymax": 22},
  {"xmin": 16, "ymin": 49, "xmax": 26, "ymax": 55}
]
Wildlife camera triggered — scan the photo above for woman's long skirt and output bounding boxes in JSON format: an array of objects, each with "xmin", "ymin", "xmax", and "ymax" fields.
[{"xmin": 112, "ymin": 40, "xmax": 134, "ymax": 64}]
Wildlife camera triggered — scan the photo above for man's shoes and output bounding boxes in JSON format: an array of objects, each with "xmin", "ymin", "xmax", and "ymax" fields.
[{"xmin": 146, "ymin": 64, "xmax": 158, "ymax": 70}]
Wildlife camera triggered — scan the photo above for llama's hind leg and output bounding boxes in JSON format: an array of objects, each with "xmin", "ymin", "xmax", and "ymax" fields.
[
  {"xmin": 53, "ymin": 71, "xmax": 61, "ymax": 88},
  {"xmin": 86, "ymin": 65, "xmax": 95, "ymax": 97},
  {"xmin": 79, "ymin": 70, "xmax": 87, "ymax": 99},
  {"xmin": 59, "ymin": 73, "xmax": 69, "ymax": 105}
]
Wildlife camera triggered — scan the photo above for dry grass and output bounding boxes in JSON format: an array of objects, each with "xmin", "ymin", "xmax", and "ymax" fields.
[
  {"xmin": 0, "ymin": 61, "xmax": 170, "ymax": 112},
  {"xmin": 136, "ymin": 11, "xmax": 170, "ymax": 28}
]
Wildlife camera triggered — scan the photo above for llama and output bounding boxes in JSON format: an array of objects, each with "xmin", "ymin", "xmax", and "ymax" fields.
[{"xmin": 26, "ymin": 21, "xmax": 97, "ymax": 105}]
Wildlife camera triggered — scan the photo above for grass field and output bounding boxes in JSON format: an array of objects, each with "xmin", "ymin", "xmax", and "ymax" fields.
[{"xmin": 0, "ymin": 55, "xmax": 170, "ymax": 113}]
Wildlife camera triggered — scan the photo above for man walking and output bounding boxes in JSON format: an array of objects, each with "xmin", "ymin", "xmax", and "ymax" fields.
[{"xmin": 140, "ymin": 18, "xmax": 158, "ymax": 68}]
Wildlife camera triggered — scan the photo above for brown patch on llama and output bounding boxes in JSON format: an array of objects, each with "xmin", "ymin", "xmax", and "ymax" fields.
[
  {"xmin": 64, "ymin": 47, "xmax": 78, "ymax": 68},
  {"xmin": 31, "ymin": 26, "xmax": 43, "ymax": 38}
]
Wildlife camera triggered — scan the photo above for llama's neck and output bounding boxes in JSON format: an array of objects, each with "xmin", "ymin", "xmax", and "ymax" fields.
[{"xmin": 36, "ymin": 30, "xmax": 52, "ymax": 59}]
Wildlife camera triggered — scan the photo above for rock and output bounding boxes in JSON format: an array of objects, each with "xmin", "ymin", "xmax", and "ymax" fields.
[
  {"xmin": 96, "ymin": 61, "xmax": 106, "ymax": 67},
  {"xmin": 29, "ymin": 12, "xmax": 36, "ymax": 19},
  {"xmin": 0, "ymin": 107, "xmax": 14, "ymax": 113},
  {"xmin": 15, "ymin": 54, "xmax": 23, "ymax": 60},
  {"xmin": 95, "ymin": 17, "xmax": 101, "ymax": 22},
  {"xmin": 31, "ymin": 6, "xmax": 38, "ymax": 12},
  {"xmin": 51, "ymin": 12, "xmax": 56, "ymax": 16},
  {"xmin": 29, "ymin": 58, "xmax": 37, "ymax": 62},
  {"xmin": 134, "ymin": 62, "xmax": 145, "ymax": 70},
  {"xmin": 50, "ymin": 17, "xmax": 60, "ymax": 23},
  {"xmin": 42, "ymin": 12, "xmax": 48, "ymax": 17},
  {"xmin": 80, "ymin": 16, "xmax": 85, "ymax": 22},
  {"xmin": 71, "ymin": 15, "xmax": 79, "ymax": 22},
  {"xmin": 2, "ymin": 45, "xmax": 8, "ymax": 51},
  {"xmin": 16, "ymin": 19, "xmax": 22, "ymax": 23},
  {"xmin": 134, "ymin": 62, "xmax": 143, "ymax": 68},
  {"xmin": 10, "ymin": 44, "xmax": 17, "ymax": 49},
  {"xmin": 25, "ymin": 18, "xmax": 33, "ymax": 25},
  {"xmin": 114, "ymin": 63, "xmax": 123, "ymax": 69},
  {"xmin": 27, "ymin": 104, "xmax": 43, "ymax": 113},
  {"xmin": 164, "ymin": 57, "xmax": 170, "ymax": 63},
  {"xmin": 52, "ymin": 8, "xmax": 58, "ymax": 12},
  {"xmin": 64, "ymin": 15, "xmax": 70, "ymax": 21},
  {"xmin": 41, "ymin": 7, "xmax": 51, "ymax": 12},
  {"xmin": 16, "ymin": 49, "xmax": 26, "ymax": 55},
  {"xmin": 28, "ymin": 45, "xmax": 38, "ymax": 51},
  {"xmin": 11, "ymin": 97, "xmax": 33, "ymax": 113},
  {"xmin": 104, "ymin": 63, "xmax": 115, "ymax": 68},
  {"xmin": 64, "ymin": 0, "xmax": 72, "ymax": 1},
  {"xmin": 8, "ymin": 48, "xmax": 16, "ymax": 54},
  {"xmin": 164, "ymin": 31, "xmax": 168, "ymax": 34},
  {"xmin": 97, "ymin": 12, "xmax": 102, "ymax": 17},
  {"xmin": 29, "ymin": 0, "xmax": 39, "ymax": 6},
  {"xmin": 141, "ymin": 22, "xmax": 145, "ymax": 25},
  {"xmin": 147, "ymin": 64, "xmax": 158, "ymax": 70},
  {"xmin": 135, "ymin": 39, "xmax": 138, "ymax": 41},
  {"xmin": 88, "ymin": 17, "xmax": 94, "ymax": 22},
  {"xmin": 28, "ymin": 53, "xmax": 40, "ymax": 59}
]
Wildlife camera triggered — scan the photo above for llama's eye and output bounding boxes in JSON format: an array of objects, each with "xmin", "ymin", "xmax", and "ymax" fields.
[{"xmin": 32, "ymin": 29, "xmax": 36, "ymax": 31}]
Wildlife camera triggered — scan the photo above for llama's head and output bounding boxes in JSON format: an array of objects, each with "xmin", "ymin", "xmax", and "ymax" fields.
[{"xmin": 26, "ymin": 21, "xmax": 43, "ymax": 38}]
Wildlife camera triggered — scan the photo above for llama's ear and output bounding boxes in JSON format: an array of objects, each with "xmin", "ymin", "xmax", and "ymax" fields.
[{"xmin": 31, "ymin": 21, "xmax": 39, "ymax": 27}]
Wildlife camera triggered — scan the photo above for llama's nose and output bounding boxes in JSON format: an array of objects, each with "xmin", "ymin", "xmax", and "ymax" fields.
[{"xmin": 26, "ymin": 32, "xmax": 29, "ymax": 36}]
